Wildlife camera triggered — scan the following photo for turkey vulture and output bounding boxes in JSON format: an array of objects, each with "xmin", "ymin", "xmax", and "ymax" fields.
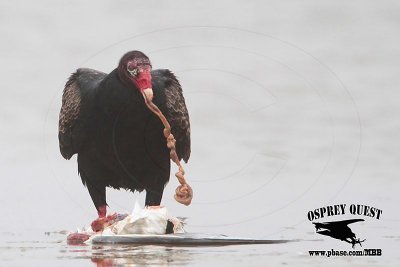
[{"xmin": 59, "ymin": 51, "xmax": 191, "ymax": 230}]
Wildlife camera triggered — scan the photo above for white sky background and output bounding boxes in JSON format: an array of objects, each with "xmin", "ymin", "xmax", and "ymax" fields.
[{"xmin": 0, "ymin": 1, "xmax": 399, "ymax": 257}]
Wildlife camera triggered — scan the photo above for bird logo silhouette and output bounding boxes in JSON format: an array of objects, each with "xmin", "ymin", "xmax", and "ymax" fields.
[{"xmin": 313, "ymin": 219, "xmax": 366, "ymax": 248}]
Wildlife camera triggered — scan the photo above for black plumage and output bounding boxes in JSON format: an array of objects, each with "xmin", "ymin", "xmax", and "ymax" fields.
[{"xmin": 58, "ymin": 51, "xmax": 191, "ymax": 216}]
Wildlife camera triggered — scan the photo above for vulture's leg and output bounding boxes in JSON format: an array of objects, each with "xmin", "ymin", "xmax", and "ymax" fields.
[
  {"xmin": 86, "ymin": 181, "xmax": 107, "ymax": 217},
  {"xmin": 145, "ymin": 185, "xmax": 164, "ymax": 207},
  {"xmin": 86, "ymin": 182, "xmax": 111, "ymax": 232}
]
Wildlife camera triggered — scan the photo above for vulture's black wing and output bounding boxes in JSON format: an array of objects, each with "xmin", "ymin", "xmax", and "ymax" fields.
[
  {"xmin": 58, "ymin": 68, "xmax": 107, "ymax": 159},
  {"xmin": 152, "ymin": 69, "xmax": 191, "ymax": 163}
]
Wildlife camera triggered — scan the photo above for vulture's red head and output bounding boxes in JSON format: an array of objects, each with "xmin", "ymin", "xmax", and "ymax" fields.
[{"xmin": 118, "ymin": 50, "xmax": 153, "ymax": 100}]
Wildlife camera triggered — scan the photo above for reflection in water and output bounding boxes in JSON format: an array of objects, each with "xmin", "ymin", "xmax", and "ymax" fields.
[
  {"xmin": 4, "ymin": 230, "xmax": 398, "ymax": 266},
  {"xmin": 1, "ymin": 231, "xmax": 196, "ymax": 267},
  {"xmin": 69, "ymin": 244, "xmax": 193, "ymax": 267}
]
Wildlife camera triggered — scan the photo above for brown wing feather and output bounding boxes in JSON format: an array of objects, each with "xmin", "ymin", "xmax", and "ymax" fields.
[
  {"xmin": 59, "ymin": 72, "xmax": 81, "ymax": 134},
  {"xmin": 58, "ymin": 68, "xmax": 106, "ymax": 159},
  {"xmin": 160, "ymin": 70, "xmax": 191, "ymax": 163}
]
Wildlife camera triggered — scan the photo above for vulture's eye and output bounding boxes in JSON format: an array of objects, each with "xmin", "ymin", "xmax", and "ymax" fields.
[{"xmin": 127, "ymin": 65, "xmax": 138, "ymax": 77}]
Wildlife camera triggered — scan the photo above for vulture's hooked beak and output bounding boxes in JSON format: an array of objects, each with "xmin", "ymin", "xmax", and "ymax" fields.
[{"xmin": 134, "ymin": 69, "xmax": 153, "ymax": 101}]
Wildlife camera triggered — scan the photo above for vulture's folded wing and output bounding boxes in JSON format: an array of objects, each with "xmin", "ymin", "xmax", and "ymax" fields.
[
  {"xmin": 58, "ymin": 68, "xmax": 107, "ymax": 159},
  {"xmin": 152, "ymin": 69, "xmax": 191, "ymax": 163}
]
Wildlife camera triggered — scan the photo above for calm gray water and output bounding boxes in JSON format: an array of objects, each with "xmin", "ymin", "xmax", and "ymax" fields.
[{"xmin": 1, "ymin": 0, "xmax": 399, "ymax": 266}]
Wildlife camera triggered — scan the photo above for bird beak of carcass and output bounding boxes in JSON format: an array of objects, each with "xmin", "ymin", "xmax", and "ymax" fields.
[{"xmin": 135, "ymin": 70, "xmax": 153, "ymax": 101}]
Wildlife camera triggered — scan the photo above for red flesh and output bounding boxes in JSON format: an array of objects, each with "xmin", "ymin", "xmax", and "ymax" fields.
[
  {"xmin": 67, "ymin": 233, "xmax": 91, "ymax": 245},
  {"xmin": 91, "ymin": 213, "xmax": 118, "ymax": 232}
]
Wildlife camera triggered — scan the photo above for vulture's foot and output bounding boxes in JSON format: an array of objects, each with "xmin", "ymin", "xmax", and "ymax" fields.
[{"xmin": 90, "ymin": 213, "xmax": 117, "ymax": 232}]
